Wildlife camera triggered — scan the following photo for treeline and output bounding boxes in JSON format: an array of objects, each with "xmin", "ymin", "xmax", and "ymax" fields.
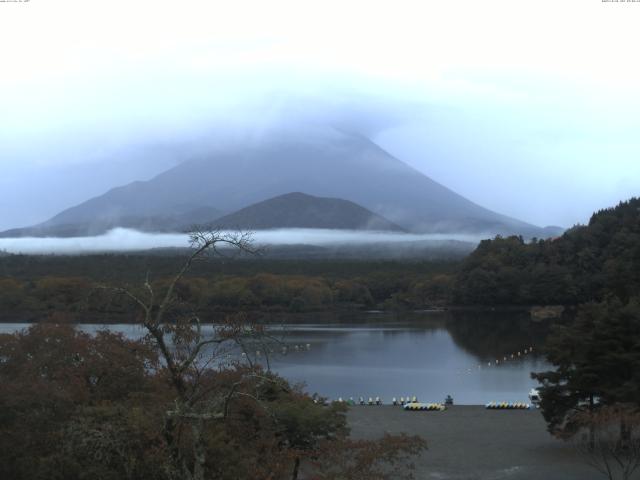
[
  {"xmin": 454, "ymin": 198, "xmax": 640, "ymax": 305},
  {"xmin": 0, "ymin": 261, "xmax": 456, "ymax": 319},
  {"xmin": 0, "ymin": 254, "xmax": 454, "ymax": 280}
]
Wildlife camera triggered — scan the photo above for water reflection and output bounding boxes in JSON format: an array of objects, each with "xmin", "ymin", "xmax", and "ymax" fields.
[
  {"xmin": 263, "ymin": 311, "xmax": 550, "ymax": 404},
  {"xmin": 0, "ymin": 311, "xmax": 551, "ymax": 404},
  {"xmin": 446, "ymin": 309, "xmax": 550, "ymax": 361}
]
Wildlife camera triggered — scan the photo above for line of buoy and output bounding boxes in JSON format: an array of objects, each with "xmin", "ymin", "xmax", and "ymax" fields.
[
  {"xmin": 335, "ymin": 396, "xmax": 384, "ymax": 406},
  {"xmin": 485, "ymin": 402, "xmax": 531, "ymax": 410},
  {"xmin": 279, "ymin": 343, "xmax": 312, "ymax": 355},
  {"xmin": 457, "ymin": 346, "xmax": 535, "ymax": 375}
]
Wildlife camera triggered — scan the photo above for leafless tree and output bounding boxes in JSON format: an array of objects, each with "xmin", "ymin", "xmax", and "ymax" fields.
[{"xmin": 110, "ymin": 228, "xmax": 281, "ymax": 480}]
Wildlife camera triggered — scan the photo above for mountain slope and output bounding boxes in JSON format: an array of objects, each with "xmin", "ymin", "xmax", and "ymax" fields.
[
  {"xmin": 0, "ymin": 206, "xmax": 221, "ymax": 238},
  {"xmin": 5, "ymin": 126, "xmax": 550, "ymax": 237},
  {"xmin": 212, "ymin": 192, "xmax": 404, "ymax": 231}
]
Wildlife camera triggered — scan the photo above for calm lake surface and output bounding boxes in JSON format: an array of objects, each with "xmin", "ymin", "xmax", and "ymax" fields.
[{"xmin": 0, "ymin": 310, "xmax": 551, "ymax": 405}]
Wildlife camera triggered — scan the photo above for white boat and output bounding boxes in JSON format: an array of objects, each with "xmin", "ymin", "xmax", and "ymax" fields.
[{"xmin": 528, "ymin": 388, "xmax": 541, "ymax": 405}]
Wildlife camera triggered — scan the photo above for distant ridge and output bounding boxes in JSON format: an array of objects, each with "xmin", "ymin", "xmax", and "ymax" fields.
[{"xmin": 212, "ymin": 192, "xmax": 404, "ymax": 231}]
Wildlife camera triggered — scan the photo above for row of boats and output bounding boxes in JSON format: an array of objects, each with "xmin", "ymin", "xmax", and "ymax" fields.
[
  {"xmin": 331, "ymin": 395, "xmax": 452, "ymax": 406},
  {"xmin": 321, "ymin": 390, "xmax": 542, "ymax": 409},
  {"xmin": 485, "ymin": 402, "xmax": 531, "ymax": 409},
  {"xmin": 403, "ymin": 403, "xmax": 447, "ymax": 411}
]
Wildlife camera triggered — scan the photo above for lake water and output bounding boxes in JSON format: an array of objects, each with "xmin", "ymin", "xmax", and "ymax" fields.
[{"xmin": 0, "ymin": 310, "xmax": 551, "ymax": 405}]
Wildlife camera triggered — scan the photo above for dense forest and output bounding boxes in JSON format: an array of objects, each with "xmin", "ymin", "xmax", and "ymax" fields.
[
  {"xmin": 0, "ymin": 255, "xmax": 456, "ymax": 320},
  {"xmin": 454, "ymin": 198, "xmax": 640, "ymax": 305}
]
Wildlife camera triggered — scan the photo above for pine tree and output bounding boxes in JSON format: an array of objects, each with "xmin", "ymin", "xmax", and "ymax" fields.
[{"xmin": 532, "ymin": 297, "xmax": 640, "ymax": 438}]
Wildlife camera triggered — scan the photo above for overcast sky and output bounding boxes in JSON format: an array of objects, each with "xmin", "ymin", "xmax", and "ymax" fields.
[{"xmin": 1, "ymin": 0, "xmax": 639, "ymax": 231}]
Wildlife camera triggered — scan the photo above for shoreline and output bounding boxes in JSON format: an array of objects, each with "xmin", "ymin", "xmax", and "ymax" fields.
[{"xmin": 0, "ymin": 304, "xmax": 558, "ymax": 324}]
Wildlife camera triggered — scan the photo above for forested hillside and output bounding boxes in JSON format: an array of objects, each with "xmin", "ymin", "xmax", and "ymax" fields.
[{"xmin": 454, "ymin": 198, "xmax": 640, "ymax": 305}]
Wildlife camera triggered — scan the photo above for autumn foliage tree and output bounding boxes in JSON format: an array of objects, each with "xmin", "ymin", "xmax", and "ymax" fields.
[{"xmin": 0, "ymin": 323, "xmax": 161, "ymax": 480}]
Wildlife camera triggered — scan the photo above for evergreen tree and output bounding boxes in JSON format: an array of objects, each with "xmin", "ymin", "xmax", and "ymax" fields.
[
  {"xmin": 532, "ymin": 297, "xmax": 640, "ymax": 438},
  {"xmin": 455, "ymin": 197, "xmax": 640, "ymax": 306}
]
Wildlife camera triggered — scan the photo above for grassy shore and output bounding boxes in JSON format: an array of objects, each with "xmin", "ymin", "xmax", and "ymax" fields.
[{"xmin": 347, "ymin": 406, "xmax": 604, "ymax": 480}]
